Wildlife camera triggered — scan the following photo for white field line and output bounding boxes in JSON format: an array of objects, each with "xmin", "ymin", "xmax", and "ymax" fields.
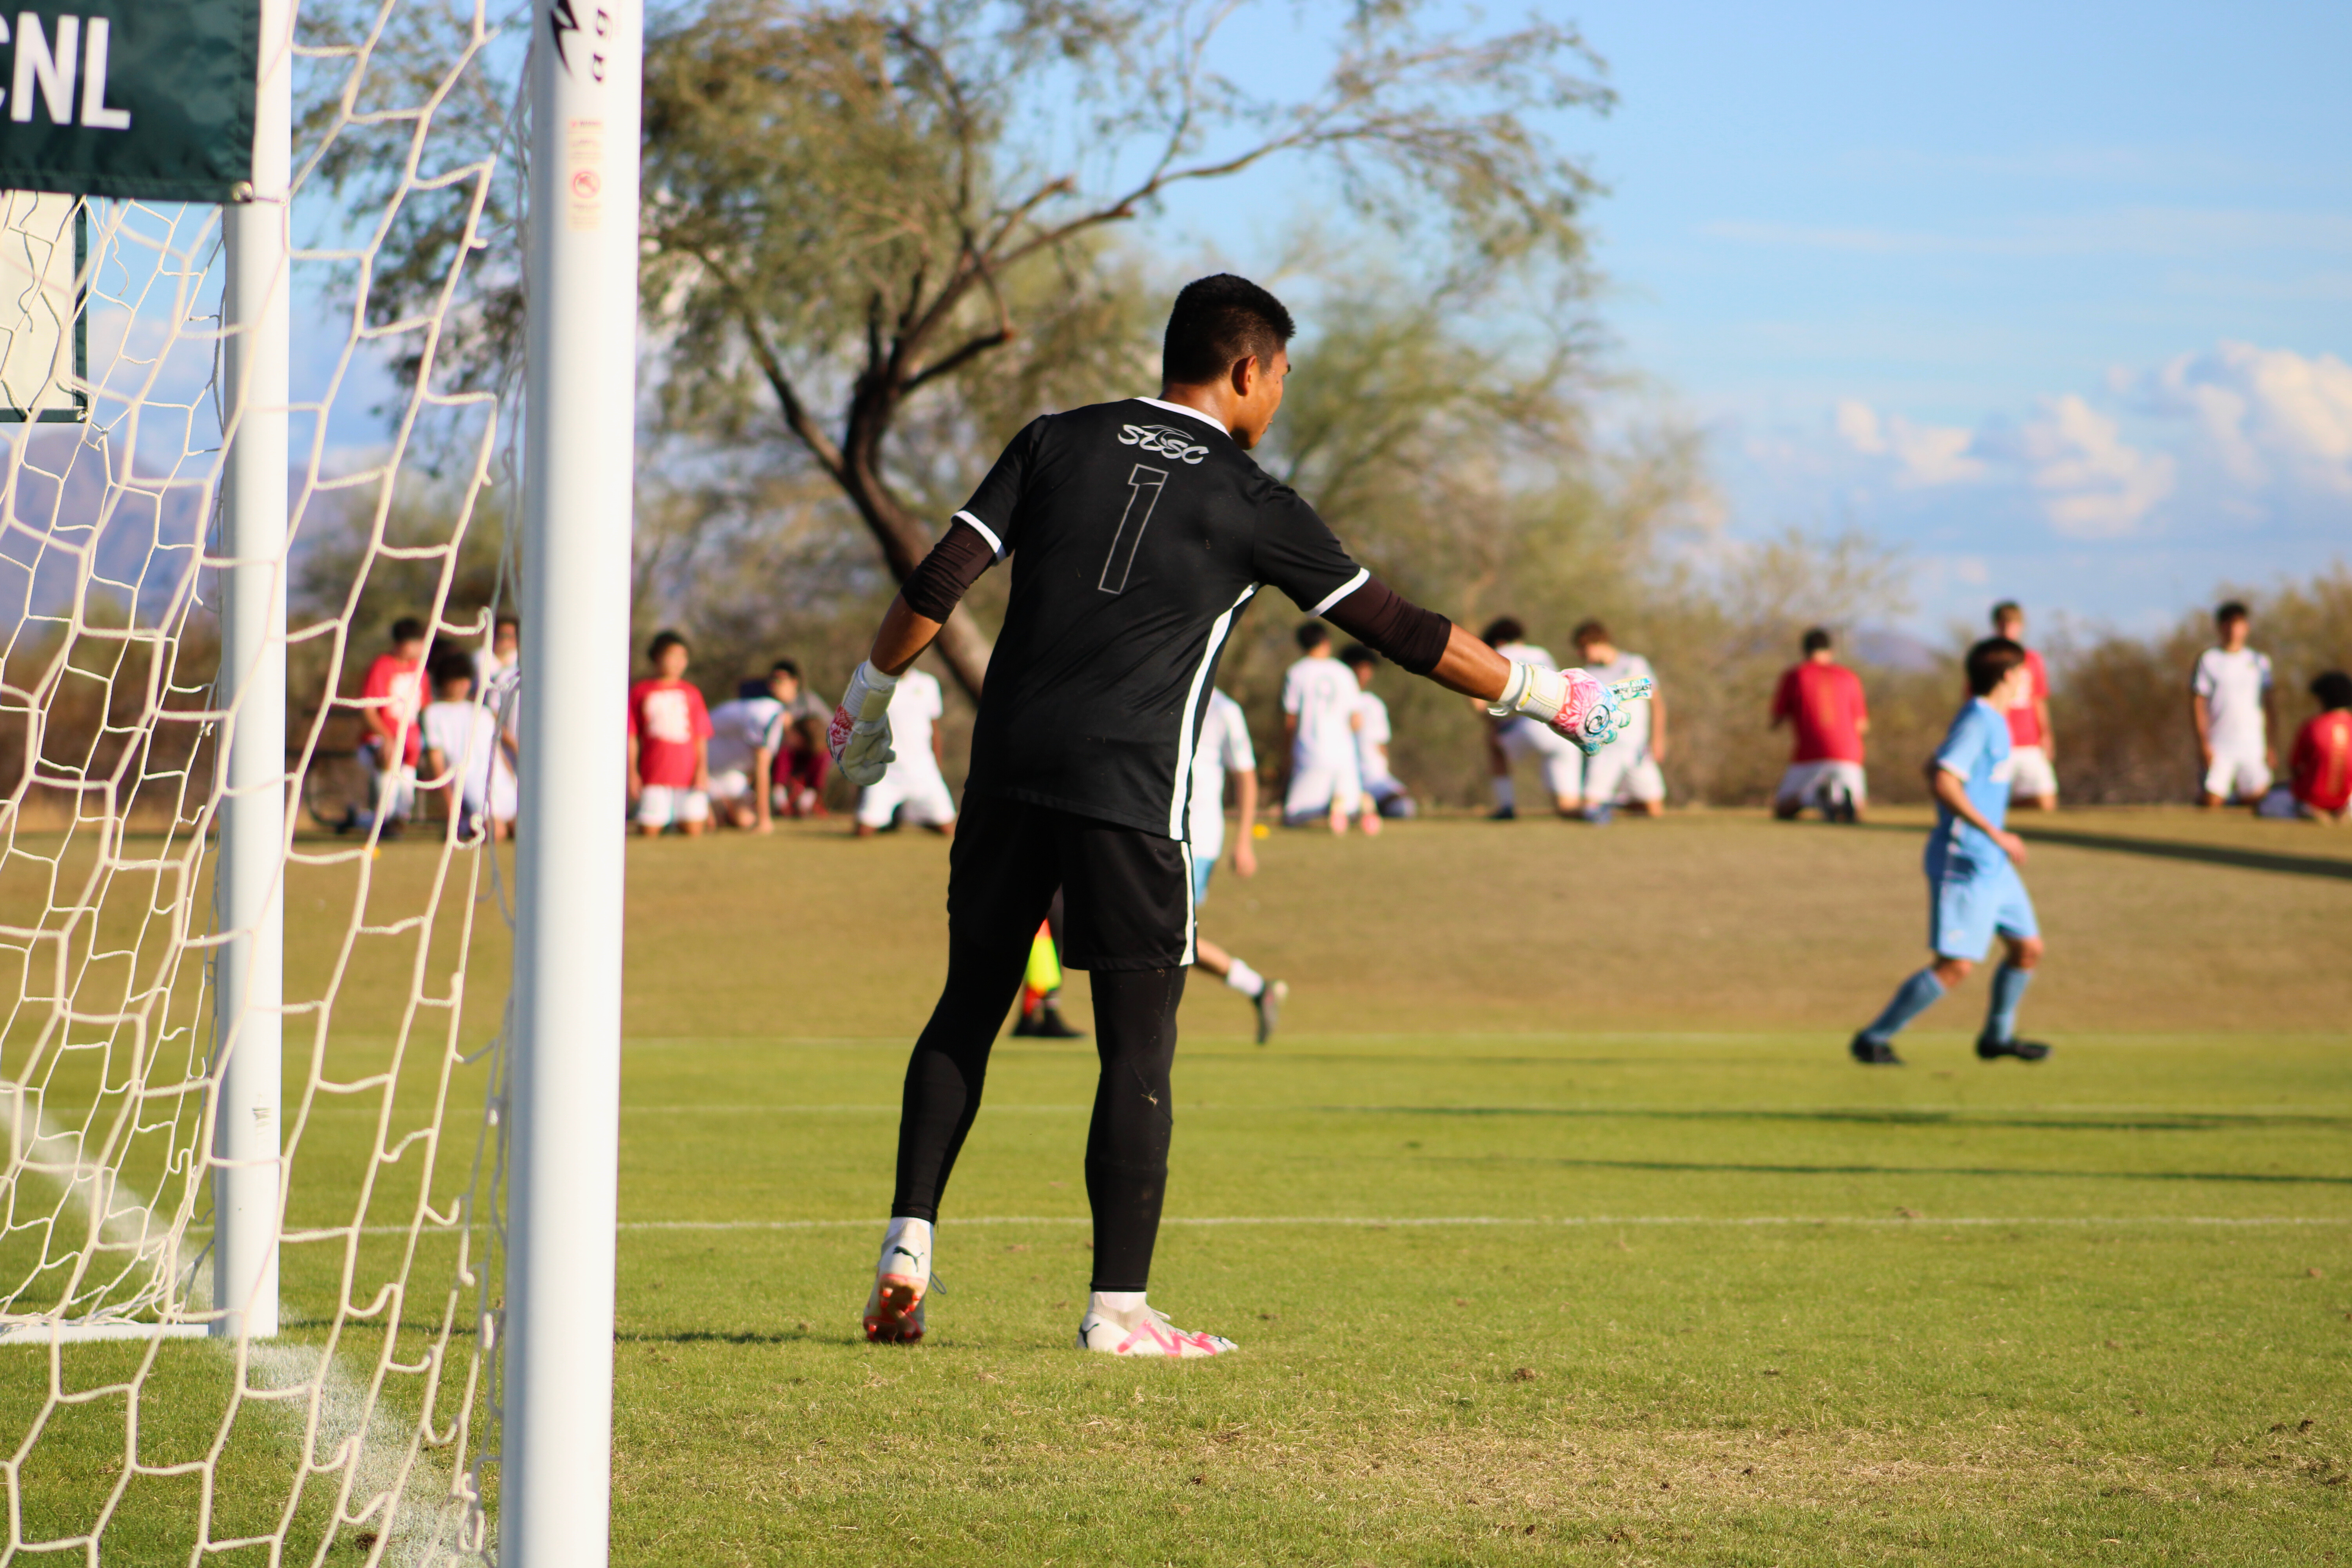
[
  {"xmin": 338, "ymin": 1213, "xmax": 2352, "ymax": 1236},
  {"xmin": 601, "ymin": 1103, "xmax": 2352, "ymax": 1118},
  {"xmin": 0, "ymin": 1089, "xmax": 468, "ymax": 1567},
  {"xmin": 86, "ymin": 1101, "xmax": 2352, "ymax": 1119}
]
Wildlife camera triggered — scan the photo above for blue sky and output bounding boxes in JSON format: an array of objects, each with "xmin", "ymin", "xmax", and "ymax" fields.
[
  {"xmin": 1573, "ymin": 0, "xmax": 2351, "ymax": 632},
  {"xmin": 1161, "ymin": 0, "xmax": 2352, "ymax": 633},
  {"xmin": 283, "ymin": 2, "xmax": 2350, "ymax": 634}
]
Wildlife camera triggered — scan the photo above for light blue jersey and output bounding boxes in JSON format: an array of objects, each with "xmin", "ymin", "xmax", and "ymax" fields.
[
  {"xmin": 1927, "ymin": 699, "xmax": 2014, "ymax": 867},
  {"xmin": 1924, "ymin": 697, "xmax": 2036, "ymax": 959}
]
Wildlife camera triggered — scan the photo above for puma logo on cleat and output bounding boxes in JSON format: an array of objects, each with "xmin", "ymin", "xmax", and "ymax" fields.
[
  {"xmin": 889, "ymin": 1245, "xmax": 924, "ymax": 1267},
  {"xmin": 1116, "ymin": 423, "xmax": 1209, "ymax": 464}
]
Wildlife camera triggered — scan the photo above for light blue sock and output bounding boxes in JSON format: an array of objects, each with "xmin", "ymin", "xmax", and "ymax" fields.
[
  {"xmin": 1862, "ymin": 967, "xmax": 1946, "ymax": 1044},
  {"xmin": 1983, "ymin": 963, "xmax": 2033, "ymax": 1043}
]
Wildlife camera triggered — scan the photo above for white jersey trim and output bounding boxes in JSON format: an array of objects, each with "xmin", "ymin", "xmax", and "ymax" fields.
[
  {"xmin": 1132, "ymin": 395, "xmax": 1229, "ymax": 435},
  {"xmin": 952, "ymin": 509, "xmax": 1006, "ymax": 559},
  {"xmin": 1166, "ymin": 583, "xmax": 1260, "ymax": 838},
  {"xmin": 1310, "ymin": 567, "xmax": 1370, "ymax": 617},
  {"xmin": 1180, "ymin": 839, "xmax": 1198, "ymax": 965}
]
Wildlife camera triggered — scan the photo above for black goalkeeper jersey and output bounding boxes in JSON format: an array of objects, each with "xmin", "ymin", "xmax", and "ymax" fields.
[{"xmin": 954, "ymin": 396, "xmax": 1369, "ymax": 838}]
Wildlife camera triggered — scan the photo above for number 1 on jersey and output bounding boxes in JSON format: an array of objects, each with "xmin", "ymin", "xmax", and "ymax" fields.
[{"xmin": 1098, "ymin": 464, "xmax": 1170, "ymax": 594}]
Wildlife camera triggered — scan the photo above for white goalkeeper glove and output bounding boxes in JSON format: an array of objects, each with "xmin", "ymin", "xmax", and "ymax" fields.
[
  {"xmin": 827, "ymin": 661, "xmax": 900, "ymax": 786},
  {"xmin": 1486, "ymin": 662, "xmax": 1655, "ymax": 756}
]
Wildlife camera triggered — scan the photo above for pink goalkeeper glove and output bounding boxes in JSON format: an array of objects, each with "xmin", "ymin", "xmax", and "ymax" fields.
[{"xmin": 1486, "ymin": 664, "xmax": 1655, "ymax": 755}]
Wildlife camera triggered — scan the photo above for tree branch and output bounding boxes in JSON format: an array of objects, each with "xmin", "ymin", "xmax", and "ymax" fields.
[{"xmin": 904, "ymin": 326, "xmax": 1016, "ymax": 392}]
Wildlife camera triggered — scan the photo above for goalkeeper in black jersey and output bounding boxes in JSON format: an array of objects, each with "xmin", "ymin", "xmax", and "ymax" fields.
[{"xmin": 831, "ymin": 274, "xmax": 1651, "ymax": 1356}]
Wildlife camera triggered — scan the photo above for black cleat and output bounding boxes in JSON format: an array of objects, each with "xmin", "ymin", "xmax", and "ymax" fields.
[
  {"xmin": 1849, "ymin": 1031, "xmax": 1904, "ymax": 1066},
  {"xmin": 1976, "ymin": 1036, "xmax": 2052, "ymax": 1062},
  {"xmin": 1028, "ymin": 1002, "xmax": 1083, "ymax": 1039},
  {"xmin": 1254, "ymin": 980, "xmax": 1288, "ymax": 1045},
  {"xmin": 1487, "ymin": 805, "xmax": 1517, "ymax": 821}
]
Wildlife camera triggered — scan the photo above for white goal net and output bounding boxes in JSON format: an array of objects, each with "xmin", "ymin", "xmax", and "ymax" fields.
[{"xmin": 0, "ymin": 2, "xmax": 527, "ymax": 1561}]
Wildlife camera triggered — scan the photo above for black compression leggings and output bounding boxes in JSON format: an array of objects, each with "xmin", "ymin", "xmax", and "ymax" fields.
[{"xmin": 892, "ymin": 949, "xmax": 1187, "ymax": 1293}]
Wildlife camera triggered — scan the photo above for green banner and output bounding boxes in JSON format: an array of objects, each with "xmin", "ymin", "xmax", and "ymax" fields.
[{"xmin": 0, "ymin": 2, "xmax": 256, "ymax": 203}]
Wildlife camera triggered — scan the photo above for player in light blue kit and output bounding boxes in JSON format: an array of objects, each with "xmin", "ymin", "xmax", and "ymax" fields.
[{"xmin": 1850, "ymin": 637, "xmax": 2052, "ymax": 1066}]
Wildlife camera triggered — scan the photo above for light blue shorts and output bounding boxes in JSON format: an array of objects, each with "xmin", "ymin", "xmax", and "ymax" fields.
[
  {"xmin": 1191, "ymin": 851, "xmax": 1215, "ymax": 908},
  {"xmin": 1927, "ymin": 852, "xmax": 2038, "ymax": 960}
]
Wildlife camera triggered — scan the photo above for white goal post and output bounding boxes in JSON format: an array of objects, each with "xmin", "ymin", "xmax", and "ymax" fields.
[
  {"xmin": 505, "ymin": 2, "xmax": 640, "ymax": 1564},
  {"xmin": 0, "ymin": 0, "xmax": 638, "ymax": 1559}
]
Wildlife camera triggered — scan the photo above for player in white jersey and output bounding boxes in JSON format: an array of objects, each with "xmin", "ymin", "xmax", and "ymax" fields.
[
  {"xmin": 1339, "ymin": 644, "xmax": 1415, "ymax": 818},
  {"xmin": 1477, "ymin": 617, "xmax": 1583, "ymax": 818},
  {"xmin": 2192, "ymin": 601, "xmax": 2277, "ymax": 808},
  {"xmin": 1187, "ymin": 690, "xmax": 1288, "ymax": 1042},
  {"xmin": 1569, "ymin": 621, "xmax": 1665, "ymax": 820},
  {"xmin": 419, "ymin": 655, "xmax": 517, "ymax": 840},
  {"xmin": 1280, "ymin": 621, "xmax": 1377, "ymax": 833},
  {"xmin": 854, "ymin": 666, "xmax": 956, "ymax": 835},
  {"xmin": 706, "ymin": 673, "xmax": 788, "ymax": 832},
  {"xmin": 471, "ymin": 612, "xmax": 518, "ymax": 704}
]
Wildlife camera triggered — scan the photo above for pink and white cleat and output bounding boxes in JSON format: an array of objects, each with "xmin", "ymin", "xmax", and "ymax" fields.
[
  {"xmin": 863, "ymin": 1222, "xmax": 931, "ymax": 1344},
  {"xmin": 864, "ymin": 1271, "xmax": 926, "ymax": 1344},
  {"xmin": 1076, "ymin": 1301, "xmax": 1237, "ymax": 1358}
]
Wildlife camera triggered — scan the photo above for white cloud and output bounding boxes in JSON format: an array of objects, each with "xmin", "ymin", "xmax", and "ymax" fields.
[
  {"xmin": 1807, "ymin": 342, "xmax": 2352, "ymax": 540},
  {"xmin": 2132, "ymin": 341, "xmax": 2352, "ymax": 499},
  {"xmin": 1833, "ymin": 399, "xmax": 1984, "ymax": 488},
  {"xmin": 1713, "ymin": 342, "xmax": 2348, "ymax": 630},
  {"xmin": 2016, "ymin": 394, "xmax": 2177, "ymax": 537},
  {"xmin": 1833, "ymin": 398, "xmax": 1884, "ymax": 454}
]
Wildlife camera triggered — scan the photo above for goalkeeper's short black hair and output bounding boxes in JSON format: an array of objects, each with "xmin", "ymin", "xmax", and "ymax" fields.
[
  {"xmin": 1965, "ymin": 636, "xmax": 2027, "ymax": 697},
  {"xmin": 389, "ymin": 616, "xmax": 427, "ymax": 645},
  {"xmin": 2313, "ymin": 670, "xmax": 2352, "ymax": 711},
  {"xmin": 1801, "ymin": 626, "xmax": 1833, "ymax": 654},
  {"xmin": 1295, "ymin": 620, "xmax": 1331, "ymax": 652},
  {"xmin": 647, "ymin": 629, "xmax": 689, "ymax": 661},
  {"xmin": 1162, "ymin": 274, "xmax": 1295, "ymax": 385}
]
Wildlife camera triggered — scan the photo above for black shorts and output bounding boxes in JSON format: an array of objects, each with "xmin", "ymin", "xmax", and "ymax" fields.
[{"xmin": 951, "ymin": 794, "xmax": 1194, "ymax": 970}]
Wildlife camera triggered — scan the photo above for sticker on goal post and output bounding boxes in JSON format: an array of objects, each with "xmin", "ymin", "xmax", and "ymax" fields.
[{"xmin": 0, "ymin": 191, "xmax": 87, "ymax": 423}]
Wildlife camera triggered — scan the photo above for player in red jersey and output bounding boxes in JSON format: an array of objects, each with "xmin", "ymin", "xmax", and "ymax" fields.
[
  {"xmin": 354, "ymin": 616, "xmax": 429, "ymax": 836},
  {"xmin": 1769, "ymin": 627, "xmax": 1870, "ymax": 822},
  {"xmin": 1991, "ymin": 602, "xmax": 2056, "ymax": 809},
  {"xmin": 2263, "ymin": 670, "xmax": 2352, "ymax": 824},
  {"xmin": 627, "ymin": 630, "xmax": 713, "ymax": 837}
]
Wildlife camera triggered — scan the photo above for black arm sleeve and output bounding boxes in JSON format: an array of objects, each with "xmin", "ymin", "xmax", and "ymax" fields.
[
  {"xmin": 900, "ymin": 519, "xmax": 998, "ymax": 622},
  {"xmin": 1325, "ymin": 576, "xmax": 1453, "ymax": 676}
]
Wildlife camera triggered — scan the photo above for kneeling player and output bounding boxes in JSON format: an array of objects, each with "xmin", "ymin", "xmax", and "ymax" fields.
[
  {"xmin": 1850, "ymin": 637, "xmax": 2050, "ymax": 1066},
  {"xmin": 852, "ymin": 666, "xmax": 955, "ymax": 837},
  {"xmin": 1479, "ymin": 617, "xmax": 1583, "ymax": 818},
  {"xmin": 2259, "ymin": 671, "xmax": 2352, "ymax": 823},
  {"xmin": 831, "ymin": 274, "xmax": 1650, "ymax": 1358}
]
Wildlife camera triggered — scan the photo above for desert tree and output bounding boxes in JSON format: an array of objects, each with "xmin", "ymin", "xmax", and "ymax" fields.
[{"xmin": 314, "ymin": 0, "xmax": 1613, "ymax": 697}]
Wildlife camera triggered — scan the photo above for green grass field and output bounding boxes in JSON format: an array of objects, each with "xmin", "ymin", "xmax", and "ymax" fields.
[{"xmin": 5, "ymin": 807, "xmax": 2349, "ymax": 1563}]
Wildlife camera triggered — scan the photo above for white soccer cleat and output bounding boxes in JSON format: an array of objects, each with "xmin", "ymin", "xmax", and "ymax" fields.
[
  {"xmin": 863, "ymin": 1223, "xmax": 931, "ymax": 1344},
  {"xmin": 1076, "ymin": 1302, "xmax": 1238, "ymax": 1358}
]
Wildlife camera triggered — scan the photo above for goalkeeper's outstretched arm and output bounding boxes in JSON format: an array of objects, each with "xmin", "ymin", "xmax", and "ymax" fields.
[{"xmin": 826, "ymin": 523, "xmax": 1653, "ymax": 785}]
